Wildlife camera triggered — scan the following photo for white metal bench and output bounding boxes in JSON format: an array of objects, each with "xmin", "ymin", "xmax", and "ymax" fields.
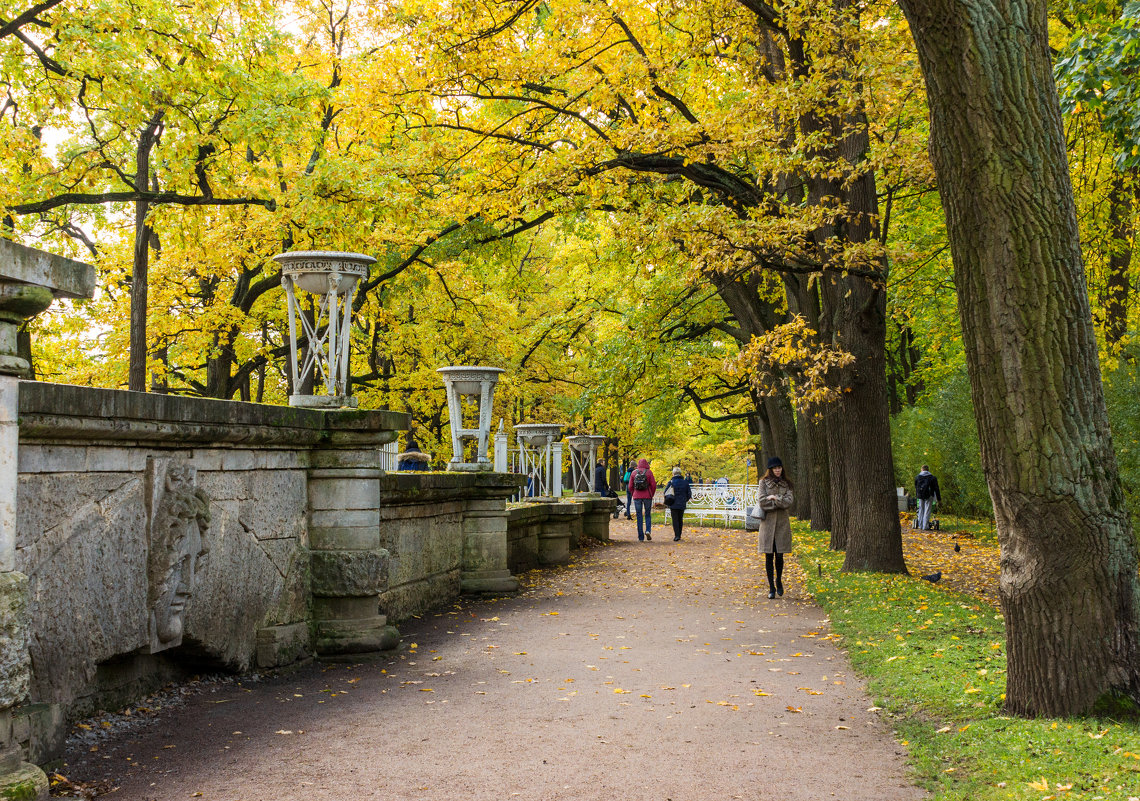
[{"xmin": 682, "ymin": 483, "xmax": 761, "ymax": 527}]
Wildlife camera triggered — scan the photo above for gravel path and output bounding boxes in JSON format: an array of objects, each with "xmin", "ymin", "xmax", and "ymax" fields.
[{"xmin": 54, "ymin": 519, "xmax": 926, "ymax": 800}]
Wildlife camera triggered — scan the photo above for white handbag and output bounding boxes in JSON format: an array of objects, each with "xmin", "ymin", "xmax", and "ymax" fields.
[{"xmin": 750, "ymin": 503, "xmax": 766, "ymax": 520}]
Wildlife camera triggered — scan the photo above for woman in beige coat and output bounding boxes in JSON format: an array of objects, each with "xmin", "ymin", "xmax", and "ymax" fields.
[{"xmin": 757, "ymin": 456, "xmax": 794, "ymax": 599}]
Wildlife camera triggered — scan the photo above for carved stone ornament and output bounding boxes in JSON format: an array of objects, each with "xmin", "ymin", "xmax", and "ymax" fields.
[{"xmin": 145, "ymin": 457, "xmax": 211, "ymax": 653}]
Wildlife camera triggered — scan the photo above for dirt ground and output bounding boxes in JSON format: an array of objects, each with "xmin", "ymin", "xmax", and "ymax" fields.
[{"xmin": 52, "ymin": 518, "xmax": 928, "ymax": 800}]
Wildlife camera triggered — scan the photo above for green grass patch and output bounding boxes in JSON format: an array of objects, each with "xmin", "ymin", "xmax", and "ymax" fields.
[{"xmin": 793, "ymin": 521, "xmax": 1140, "ymax": 800}]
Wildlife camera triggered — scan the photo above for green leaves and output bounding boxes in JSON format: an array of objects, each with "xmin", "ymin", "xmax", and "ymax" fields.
[{"xmin": 1055, "ymin": 1, "xmax": 1140, "ymax": 168}]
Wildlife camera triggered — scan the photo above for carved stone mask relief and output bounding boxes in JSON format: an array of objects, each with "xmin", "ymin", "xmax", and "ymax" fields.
[{"xmin": 146, "ymin": 457, "xmax": 211, "ymax": 653}]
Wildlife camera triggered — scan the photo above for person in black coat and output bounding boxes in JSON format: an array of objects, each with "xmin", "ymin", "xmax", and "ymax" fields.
[
  {"xmin": 914, "ymin": 465, "xmax": 941, "ymax": 530},
  {"xmin": 664, "ymin": 467, "xmax": 693, "ymax": 541},
  {"xmin": 397, "ymin": 437, "xmax": 431, "ymax": 471},
  {"xmin": 594, "ymin": 458, "xmax": 609, "ymax": 494}
]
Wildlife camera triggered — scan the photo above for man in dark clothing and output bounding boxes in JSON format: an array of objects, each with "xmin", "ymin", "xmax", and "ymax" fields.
[
  {"xmin": 914, "ymin": 465, "xmax": 941, "ymax": 530},
  {"xmin": 594, "ymin": 458, "xmax": 609, "ymax": 494}
]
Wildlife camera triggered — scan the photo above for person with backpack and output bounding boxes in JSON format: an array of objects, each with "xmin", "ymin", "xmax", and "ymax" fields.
[
  {"xmin": 629, "ymin": 458, "xmax": 657, "ymax": 541},
  {"xmin": 914, "ymin": 465, "xmax": 941, "ymax": 530},
  {"xmin": 622, "ymin": 459, "xmax": 637, "ymax": 520},
  {"xmin": 663, "ymin": 467, "xmax": 693, "ymax": 541}
]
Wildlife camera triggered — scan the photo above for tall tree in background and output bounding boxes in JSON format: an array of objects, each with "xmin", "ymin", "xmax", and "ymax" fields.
[{"xmin": 897, "ymin": 0, "xmax": 1140, "ymax": 715}]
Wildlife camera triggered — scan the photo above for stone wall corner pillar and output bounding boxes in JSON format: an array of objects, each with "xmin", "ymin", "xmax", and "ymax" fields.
[
  {"xmin": 460, "ymin": 475, "xmax": 524, "ymax": 594},
  {"xmin": 307, "ymin": 432, "xmax": 404, "ymax": 655}
]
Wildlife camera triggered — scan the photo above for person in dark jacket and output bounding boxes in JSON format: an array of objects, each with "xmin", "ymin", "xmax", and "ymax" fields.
[
  {"xmin": 594, "ymin": 458, "xmax": 609, "ymax": 494},
  {"xmin": 397, "ymin": 437, "xmax": 431, "ymax": 471},
  {"xmin": 914, "ymin": 465, "xmax": 941, "ymax": 530},
  {"xmin": 663, "ymin": 467, "xmax": 693, "ymax": 541}
]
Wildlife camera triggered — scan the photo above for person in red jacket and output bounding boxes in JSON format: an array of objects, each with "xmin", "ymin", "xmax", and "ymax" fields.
[{"xmin": 629, "ymin": 458, "xmax": 657, "ymax": 541}]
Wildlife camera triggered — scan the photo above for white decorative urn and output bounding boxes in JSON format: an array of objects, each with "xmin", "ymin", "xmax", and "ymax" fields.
[
  {"xmin": 438, "ymin": 366, "xmax": 505, "ymax": 471},
  {"xmin": 514, "ymin": 423, "xmax": 563, "ymax": 497},
  {"xmin": 567, "ymin": 434, "xmax": 607, "ymax": 494},
  {"xmin": 274, "ymin": 250, "xmax": 375, "ymax": 408}
]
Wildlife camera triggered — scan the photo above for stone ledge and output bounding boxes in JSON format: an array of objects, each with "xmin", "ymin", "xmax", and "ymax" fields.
[
  {"xmin": 377, "ymin": 472, "xmax": 525, "ymax": 505},
  {"xmin": 17, "ymin": 382, "xmax": 409, "ymax": 446},
  {"xmin": 0, "ymin": 239, "xmax": 95, "ymax": 299}
]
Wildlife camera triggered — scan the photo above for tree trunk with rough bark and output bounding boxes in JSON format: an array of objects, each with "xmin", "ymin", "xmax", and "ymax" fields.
[
  {"xmin": 898, "ymin": 0, "xmax": 1140, "ymax": 716},
  {"xmin": 791, "ymin": 2, "xmax": 905, "ymax": 572},
  {"xmin": 1103, "ymin": 172, "xmax": 1134, "ymax": 349},
  {"xmin": 129, "ymin": 117, "xmax": 162, "ymax": 393}
]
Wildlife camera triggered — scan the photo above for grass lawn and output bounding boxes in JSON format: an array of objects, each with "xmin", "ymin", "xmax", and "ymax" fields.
[{"xmin": 792, "ymin": 521, "xmax": 1140, "ymax": 801}]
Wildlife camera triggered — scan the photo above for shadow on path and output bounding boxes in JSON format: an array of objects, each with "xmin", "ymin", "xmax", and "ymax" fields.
[{"xmin": 54, "ymin": 520, "xmax": 926, "ymax": 800}]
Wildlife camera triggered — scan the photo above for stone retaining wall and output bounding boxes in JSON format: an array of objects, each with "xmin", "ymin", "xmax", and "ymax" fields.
[{"xmin": 7, "ymin": 381, "xmax": 611, "ymax": 769}]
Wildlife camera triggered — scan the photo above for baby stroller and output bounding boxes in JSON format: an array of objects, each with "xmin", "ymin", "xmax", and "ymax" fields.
[{"xmin": 611, "ymin": 493, "xmax": 626, "ymax": 519}]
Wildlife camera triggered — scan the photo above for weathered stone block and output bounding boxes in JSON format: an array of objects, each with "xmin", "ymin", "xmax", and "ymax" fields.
[
  {"xmin": 255, "ymin": 450, "xmax": 307, "ymax": 470},
  {"xmin": 465, "ymin": 498, "xmax": 505, "ymax": 513},
  {"xmin": 462, "ymin": 514, "xmax": 508, "ymax": 534},
  {"xmin": 380, "ymin": 570, "xmax": 461, "ymax": 624},
  {"xmin": 255, "ymin": 623, "xmax": 310, "ymax": 669},
  {"xmin": 308, "ymin": 476, "xmax": 379, "ymax": 511},
  {"xmin": 0, "ymin": 759, "xmax": 48, "ymax": 801},
  {"xmin": 15, "ymin": 444, "xmax": 85, "ymax": 474},
  {"xmin": 385, "ymin": 516, "xmax": 463, "ymax": 588},
  {"xmin": 219, "ymin": 450, "xmax": 258, "ymax": 471},
  {"xmin": 537, "ymin": 531, "xmax": 571, "ymax": 565},
  {"xmin": 463, "ymin": 529, "xmax": 511, "ymax": 575},
  {"xmin": 313, "ymin": 617, "xmax": 399, "ymax": 655},
  {"xmin": 312, "ymin": 596, "xmax": 376, "ymax": 621},
  {"xmin": 310, "ymin": 550, "xmax": 389, "ymax": 597},
  {"xmin": 12, "ymin": 702, "xmax": 64, "ymax": 765},
  {"xmin": 84, "ymin": 446, "xmax": 148, "ymax": 473},
  {"xmin": 309, "ymin": 526, "xmax": 380, "ymax": 551},
  {"xmin": 309, "ymin": 509, "xmax": 378, "ymax": 529},
  {"xmin": 0, "ymin": 573, "xmax": 29, "ymax": 708}
]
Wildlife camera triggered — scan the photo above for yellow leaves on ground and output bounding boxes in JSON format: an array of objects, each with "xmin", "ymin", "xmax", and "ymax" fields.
[{"xmin": 899, "ymin": 516, "xmax": 1000, "ymax": 606}]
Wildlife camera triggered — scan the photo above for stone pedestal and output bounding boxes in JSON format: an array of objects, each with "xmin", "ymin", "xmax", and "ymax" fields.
[
  {"xmin": 460, "ymin": 474, "xmax": 526, "ymax": 594},
  {"xmin": 537, "ymin": 503, "xmax": 583, "ymax": 565},
  {"xmin": 0, "ymin": 241, "xmax": 95, "ymax": 800},
  {"xmin": 307, "ymin": 419, "xmax": 403, "ymax": 655},
  {"xmin": 580, "ymin": 497, "xmax": 615, "ymax": 542}
]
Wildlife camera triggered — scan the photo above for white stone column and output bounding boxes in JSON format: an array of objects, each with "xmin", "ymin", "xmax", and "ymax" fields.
[
  {"xmin": 0, "ymin": 376, "xmax": 16, "ymax": 573},
  {"xmin": 493, "ymin": 422, "xmax": 508, "ymax": 473},
  {"xmin": 550, "ymin": 440, "xmax": 564, "ymax": 498}
]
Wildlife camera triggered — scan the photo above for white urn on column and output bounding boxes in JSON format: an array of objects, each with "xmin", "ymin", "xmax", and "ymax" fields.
[
  {"xmin": 567, "ymin": 434, "xmax": 607, "ymax": 494},
  {"xmin": 438, "ymin": 366, "xmax": 505, "ymax": 471},
  {"xmin": 514, "ymin": 423, "xmax": 563, "ymax": 498},
  {"xmin": 274, "ymin": 250, "xmax": 375, "ymax": 409}
]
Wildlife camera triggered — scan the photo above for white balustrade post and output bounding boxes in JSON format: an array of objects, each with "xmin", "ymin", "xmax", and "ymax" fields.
[
  {"xmin": 493, "ymin": 420, "xmax": 508, "ymax": 473},
  {"xmin": 550, "ymin": 440, "xmax": 564, "ymax": 498}
]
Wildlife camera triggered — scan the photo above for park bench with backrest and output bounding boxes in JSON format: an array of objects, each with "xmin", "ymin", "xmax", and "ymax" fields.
[{"xmin": 682, "ymin": 482, "xmax": 761, "ymax": 527}]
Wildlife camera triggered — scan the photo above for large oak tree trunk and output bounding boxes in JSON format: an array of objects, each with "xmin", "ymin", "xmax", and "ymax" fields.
[
  {"xmin": 810, "ymin": 147, "xmax": 904, "ymax": 570},
  {"xmin": 898, "ymin": 0, "xmax": 1140, "ymax": 715},
  {"xmin": 789, "ymin": 2, "xmax": 905, "ymax": 572}
]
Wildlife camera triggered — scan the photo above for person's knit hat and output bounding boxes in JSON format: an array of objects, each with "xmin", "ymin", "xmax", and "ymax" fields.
[{"xmin": 766, "ymin": 456, "xmax": 783, "ymax": 469}]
